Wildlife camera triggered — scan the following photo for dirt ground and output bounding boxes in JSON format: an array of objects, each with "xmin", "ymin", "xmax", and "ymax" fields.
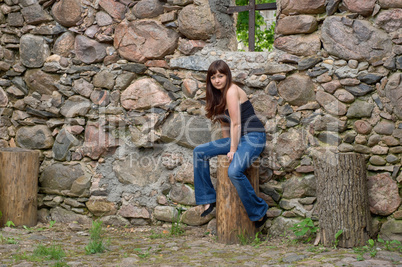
[{"xmin": 0, "ymin": 221, "xmax": 401, "ymax": 266}]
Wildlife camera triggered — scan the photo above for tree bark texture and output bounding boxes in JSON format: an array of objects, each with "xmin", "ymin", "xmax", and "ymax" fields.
[
  {"xmin": 313, "ymin": 152, "xmax": 371, "ymax": 248},
  {"xmin": 216, "ymin": 155, "xmax": 259, "ymax": 244},
  {"xmin": 0, "ymin": 148, "xmax": 39, "ymax": 227}
]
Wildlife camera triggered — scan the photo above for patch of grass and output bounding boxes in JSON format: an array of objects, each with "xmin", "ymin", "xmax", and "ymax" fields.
[
  {"xmin": 33, "ymin": 243, "xmax": 66, "ymax": 260},
  {"xmin": 134, "ymin": 247, "xmax": 151, "ymax": 259},
  {"xmin": 0, "ymin": 234, "xmax": 19, "ymax": 244},
  {"xmin": 13, "ymin": 243, "xmax": 67, "ymax": 265},
  {"xmin": 85, "ymin": 220, "xmax": 107, "ymax": 254},
  {"xmin": 237, "ymin": 231, "xmax": 266, "ymax": 247}
]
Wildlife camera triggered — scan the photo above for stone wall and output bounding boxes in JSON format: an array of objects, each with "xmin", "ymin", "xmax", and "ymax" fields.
[{"xmin": 0, "ymin": 0, "xmax": 401, "ymax": 239}]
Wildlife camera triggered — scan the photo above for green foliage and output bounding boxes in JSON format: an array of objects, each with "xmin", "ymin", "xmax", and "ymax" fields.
[
  {"xmin": 85, "ymin": 220, "xmax": 107, "ymax": 254},
  {"xmin": 289, "ymin": 218, "xmax": 319, "ymax": 243},
  {"xmin": 170, "ymin": 207, "xmax": 185, "ymax": 236},
  {"xmin": 134, "ymin": 247, "xmax": 152, "ymax": 259},
  {"xmin": 238, "ymin": 231, "xmax": 266, "ymax": 247},
  {"xmin": 33, "ymin": 244, "xmax": 66, "ymax": 261},
  {"xmin": 6, "ymin": 220, "xmax": 15, "ymax": 228},
  {"xmin": 0, "ymin": 234, "xmax": 19, "ymax": 244},
  {"xmin": 13, "ymin": 244, "xmax": 67, "ymax": 266},
  {"xmin": 49, "ymin": 220, "xmax": 56, "ymax": 228},
  {"xmin": 333, "ymin": 229, "xmax": 343, "ymax": 249},
  {"xmin": 377, "ymin": 238, "xmax": 402, "ymax": 252},
  {"xmin": 236, "ymin": 0, "xmax": 276, "ymax": 51}
]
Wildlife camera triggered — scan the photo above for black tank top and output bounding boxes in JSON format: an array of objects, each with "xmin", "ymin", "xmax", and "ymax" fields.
[{"xmin": 222, "ymin": 100, "xmax": 265, "ymax": 136}]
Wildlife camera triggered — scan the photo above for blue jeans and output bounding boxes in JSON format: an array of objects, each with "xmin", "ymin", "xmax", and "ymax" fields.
[{"xmin": 193, "ymin": 131, "xmax": 268, "ymax": 221}]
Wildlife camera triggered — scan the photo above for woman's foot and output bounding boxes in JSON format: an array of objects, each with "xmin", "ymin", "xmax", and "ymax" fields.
[
  {"xmin": 255, "ymin": 214, "xmax": 268, "ymax": 228},
  {"xmin": 201, "ymin": 202, "xmax": 216, "ymax": 217}
]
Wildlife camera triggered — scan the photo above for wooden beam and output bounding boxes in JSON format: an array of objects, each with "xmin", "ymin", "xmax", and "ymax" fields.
[
  {"xmin": 255, "ymin": 2, "xmax": 276, "ymax": 10},
  {"xmin": 227, "ymin": 5, "xmax": 251, "ymax": 14},
  {"xmin": 248, "ymin": 0, "xmax": 255, "ymax": 51},
  {"xmin": 227, "ymin": 2, "xmax": 276, "ymax": 14}
]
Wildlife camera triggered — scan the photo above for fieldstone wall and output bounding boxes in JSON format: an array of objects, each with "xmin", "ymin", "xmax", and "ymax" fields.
[{"xmin": 0, "ymin": 0, "xmax": 401, "ymax": 239}]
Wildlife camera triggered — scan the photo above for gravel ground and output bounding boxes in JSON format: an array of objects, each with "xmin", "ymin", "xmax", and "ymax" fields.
[{"xmin": 0, "ymin": 222, "xmax": 401, "ymax": 266}]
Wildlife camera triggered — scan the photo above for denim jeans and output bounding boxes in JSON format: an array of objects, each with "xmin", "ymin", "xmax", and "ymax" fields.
[{"xmin": 193, "ymin": 131, "xmax": 268, "ymax": 221}]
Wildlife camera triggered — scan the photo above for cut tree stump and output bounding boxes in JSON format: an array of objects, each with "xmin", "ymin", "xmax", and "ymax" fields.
[
  {"xmin": 0, "ymin": 147, "xmax": 40, "ymax": 227},
  {"xmin": 216, "ymin": 155, "xmax": 259, "ymax": 244},
  {"xmin": 313, "ymin": 151, "xmax": 371, "ymax": 248}
]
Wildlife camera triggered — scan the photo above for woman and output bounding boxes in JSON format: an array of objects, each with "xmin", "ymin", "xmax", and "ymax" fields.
[{"xmin": 193, "ymin": 60, "xmax": 268, "ymax": 228}]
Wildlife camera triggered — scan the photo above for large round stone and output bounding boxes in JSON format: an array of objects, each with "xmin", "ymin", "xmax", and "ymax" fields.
[
  {"xmin": 321, "ymin": 17, "xmax": 392, "ymax": 63},
  {"xmin": 53, "ymin": 32, "xmax": 75, "ymax": 57},
  {"xmin": 132, "ymin": 0, "xmax": 164, "ymax": 19},
  {"xmin": 278, "ymin": 74, "xmax": 315, "ymax": 106},
  {"xmin": 274, "ymin": 33, "xmax": 321, "ymax": 56},
  {"xmin": 367, "ymin": 173, "xmax": 401, "ymax": 216},
  {"xmin": 51, "ymin": 0, "xmax": 82, "ymax": 27},
  {"xmin": 20, "ymin": 34, "xmax": 50, "ymax": 68},
  {"xmin": 16, "ymin": 125, "xmax": 54, "ymax": 149},
  {"xmin": 121, "ymin": 78, "xmax": 171, "ymax": 110},
  {"xmin": 115, "ymin": 20, "xmax": 178, "ymax": 63},
  {"xmin": 343, "ymin": 0, "xmax": 375, "ymax": 16},
  {"xmin": 280, "ymin": 0, "xmax": 326, "ymax": 15},
  {"xmin": 178, "ymin": 3, "xmax": 215, "ymax": 40},
  {"xmin": 276, "ymin": 15, "xmax": 318, "ymax": 35},
  {"xmin": 75, "ymin": 35, "xmax": 108, "ymax": 64}
]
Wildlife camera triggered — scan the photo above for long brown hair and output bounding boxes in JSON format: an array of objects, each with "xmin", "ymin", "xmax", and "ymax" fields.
[{"xmin": 205, "ymin": 60, "xmax": 232, "ymax": 122}]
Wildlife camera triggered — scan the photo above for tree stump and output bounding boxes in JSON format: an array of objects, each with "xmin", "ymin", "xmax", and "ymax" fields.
[
  {"xmin": 0, "ymin": 147, "xmax": 40, "ymax": 227},
  {"xmin": 216, "ymin": 155, "xmax": 259, "ymax": 244},
  {"xmin": 313, "ymin": 151, "xmax": 371, "ymax": 248}
]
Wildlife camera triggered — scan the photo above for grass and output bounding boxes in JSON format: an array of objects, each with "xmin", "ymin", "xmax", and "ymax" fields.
[
  {"xmin": 85, "ymin": 220, "xmax": 108, "ymax": 254},
  {"xmin": 237, "ymin": 231, "xmax": 267, "ymax": 247},
  {"xmin": 33, "ymin": 243, "xmax": 66, "ymax": 260},
  {"xmin": 13, "ymin": 243, "xmax": 67, "ymax": 266}
]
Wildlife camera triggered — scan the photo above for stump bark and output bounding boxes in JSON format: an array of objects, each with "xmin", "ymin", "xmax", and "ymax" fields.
[
  {"xmin": 0, "ymin": 147, "xmax": 40, "ymax": 227},
  {"xmin": 216, "ymin": 155, "xmax": 259, "ymax": 244},
  {"xmin": 313, "ymin": 152, "xmax": 371, "ymax": 248}
]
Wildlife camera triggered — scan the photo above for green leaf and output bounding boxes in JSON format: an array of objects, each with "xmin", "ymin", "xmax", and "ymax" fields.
[{"xmin": 335, "ymin": 229, "xmax": 343, "ymax": 240}]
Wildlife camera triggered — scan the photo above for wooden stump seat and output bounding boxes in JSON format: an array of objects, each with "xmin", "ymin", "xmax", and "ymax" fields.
[
  {"xmin": 216, "ymin": 155, "xmax": 260, "ymax": 244},
  {"xmin": 313, "ymin": 151, "xmax": 371, "ymax": 248}
]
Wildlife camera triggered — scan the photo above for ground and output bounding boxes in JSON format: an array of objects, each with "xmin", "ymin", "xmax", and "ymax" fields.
[{"xmin": 0, "ymin": 222, "xmax": 401, "ymax": 266}]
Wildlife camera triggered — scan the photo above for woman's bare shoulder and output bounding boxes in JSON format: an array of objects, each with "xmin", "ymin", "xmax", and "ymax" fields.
[{"xmin": 230, "ymin": 84, "xmax": 248, "ymax": 102}]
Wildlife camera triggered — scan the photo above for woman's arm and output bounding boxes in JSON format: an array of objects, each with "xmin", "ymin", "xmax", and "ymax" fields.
[{"xmin": 226, "ymin": 85, "xmax": 241, "ymax": 162}]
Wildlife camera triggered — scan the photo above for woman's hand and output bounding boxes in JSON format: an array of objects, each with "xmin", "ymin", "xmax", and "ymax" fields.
[{"xmin": 227, "ymin": 151, "xmax": 235, "ymax": 162}]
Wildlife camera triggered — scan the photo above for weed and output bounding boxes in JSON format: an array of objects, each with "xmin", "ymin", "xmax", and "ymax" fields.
[
  {"xmin": 49, "ymin": 220, "xmax": 56, "ymax": 228},
  {"xmin": 289, "ymin": 218, "xmax": 319, "ymax": 243},
  {"xmin": 237, "ymin": 231, "xmax": 266, "ymax": 247},
  {"xmin": 149, "ymin": 230, "xmax": 164, "ymax": 239},
  {"xmin": 134, "ymin": 247, "xmax": 151, "ymax": 258},
  {"xmin": 0, "ymin": 234, "xmax": 19, "ymax": 244},
  {"xmin": 333, "ymin": 229, "xmax": 343, "ymax": 249},
  {"xmin": 367, "ymin": 239, "xmax": 377, "ymax": 257},
  {"xmin": 377, "ymin": 238, "xmax": 402, "ymax": 252},
  {"xmin": 5, "ymin": 220, "xmax": 15, "ymax": 228},
  {"xmin": 85, "ymin": 220, "xmax": 107, "ymax": 254},
  {"xmin": 170, "ymin": 207, "xmax": 185, "ymax": 236},
  {"xmin": 353, "ymin": 238, "xmax": 378, "ymax": 260}
]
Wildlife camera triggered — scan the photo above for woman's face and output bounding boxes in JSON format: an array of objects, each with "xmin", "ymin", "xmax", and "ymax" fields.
[{"xmin": 210, "ymin": 71, "xmax": 227, "ymax": 90}]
